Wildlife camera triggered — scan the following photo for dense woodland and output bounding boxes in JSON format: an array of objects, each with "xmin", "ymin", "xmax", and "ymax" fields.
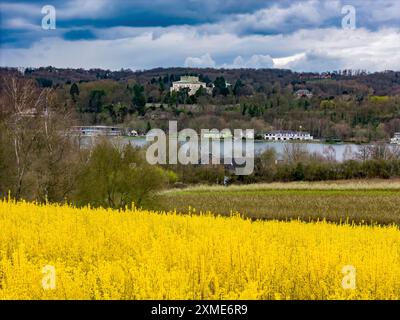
[{"xmin": 2, "ymin": 66, "xmax": 400, "ymax": 142}]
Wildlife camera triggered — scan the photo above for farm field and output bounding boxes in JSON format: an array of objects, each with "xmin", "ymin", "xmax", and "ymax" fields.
[
  {"xmin": 0, "ymin": 199, "xmax": 399, "ymax": 300},
  {"xmin": 157, "ymin": 180, "xmax": 400, "ymax": 225}
]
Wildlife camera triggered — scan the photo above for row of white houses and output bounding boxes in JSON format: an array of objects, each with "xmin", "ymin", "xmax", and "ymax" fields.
[
  {"xmin": 71, "ymin": 127, "xmax": 314, "ymax": 141},
  {"xmin": 264, "ymin": 131, "xmax": 314, "ymax": 141},
  {"xmin": 67, "ymin": 126, "xmax": 400, "ymax": 145},
  {"xmin": 264, "ymin": 131, "xmax": 400, "ymax": 143}
]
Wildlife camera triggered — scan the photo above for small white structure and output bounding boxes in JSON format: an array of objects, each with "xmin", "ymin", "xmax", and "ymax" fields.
[
  {"xmin": 264, "ymin": 130, "xmax": 313, "ymax": 141},
  {"xmin": 295, "ymin": 89, "xmax": 313, "ymax": 98},
  {"xmin": 170, "ymin": 76, "xmax": 207, "ymax": 96},
  {"xmin": 201, "ymin": 131, "xmax": 233, "ymax": 140},
  {"xmin": 234, "ymin": 131, "xmax": 254, "ymax": 140},
  {"xmin": 390, "ymin": 133, "xmax": 400, "ymax": 145},
  {"xmin": 17, "ymin": 67, "xmax": 26, "ymax": 75},
  {"xmin": 129, "ymin": 129, "xmax": 138, "ymax": 137},
  {"xmin": 71, "ymin": 126, "xmax": 122, "ymax": 137}
]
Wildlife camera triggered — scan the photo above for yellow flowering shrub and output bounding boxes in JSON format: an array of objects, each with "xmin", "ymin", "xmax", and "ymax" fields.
[{"xmin": 0, "ymin": 200, "xmax": 399, "ymax": 300}]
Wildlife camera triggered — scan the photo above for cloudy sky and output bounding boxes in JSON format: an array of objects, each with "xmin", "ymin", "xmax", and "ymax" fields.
[{"xmin": 0, "ymin": 0, "xmax": 399, "ymax": 72}]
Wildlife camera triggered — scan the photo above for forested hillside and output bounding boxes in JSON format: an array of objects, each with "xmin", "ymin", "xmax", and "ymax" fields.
[{"xmin": 2, "ymin": 67, "xmax": 400, "ymax": 142}]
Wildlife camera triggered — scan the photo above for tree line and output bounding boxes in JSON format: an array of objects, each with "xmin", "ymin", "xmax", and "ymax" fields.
[
  {"xmin": 2, "ymin": 67, "xmax": 400, "ymax": 142},
  {"xmin": 0, "ymin": 75, "xmax": 174, "ymax": 208},
  {"xmin": 167, "ymin": 143, "xmax": 400, "ymax": 185}
]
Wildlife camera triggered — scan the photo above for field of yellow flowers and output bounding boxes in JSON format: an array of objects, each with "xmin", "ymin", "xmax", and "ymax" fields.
[{"xmin": 0, "ymin": 199, "xmax": 399, "ymax": 300}]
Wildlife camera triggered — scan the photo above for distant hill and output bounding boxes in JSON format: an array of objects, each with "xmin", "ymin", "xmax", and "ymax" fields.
[
  {"xmin": 1, "ymin": 66, "xmax": 400, "ymax": 143},
  {"xmin": 1, "ymin": 66, "xmax": 400, "ymax": 96}
]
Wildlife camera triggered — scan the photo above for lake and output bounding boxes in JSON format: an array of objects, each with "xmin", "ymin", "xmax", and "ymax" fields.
[{"xmin": 78, "ymin": 136, "xmax": 389, "ymax": 162}]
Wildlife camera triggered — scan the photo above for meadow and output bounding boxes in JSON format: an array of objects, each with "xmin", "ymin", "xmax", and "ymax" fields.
[
  {"xmin": 0, "ymin": 199, "xmax": 399, "ymax": 300},
  {"xmin": 156, "ymin": 180, "xmax": 400, "ymax": 225}
]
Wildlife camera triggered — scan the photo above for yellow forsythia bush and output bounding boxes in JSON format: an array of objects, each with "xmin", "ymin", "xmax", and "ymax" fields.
[{"xmin": 0, "ymin": 200, "xmax": 399, "ymax": 300}]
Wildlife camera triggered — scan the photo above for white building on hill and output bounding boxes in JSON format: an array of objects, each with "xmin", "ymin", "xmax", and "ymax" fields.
[{"xmin": 170, "ymin": 76, "xmax": 207, "ymax": 96}]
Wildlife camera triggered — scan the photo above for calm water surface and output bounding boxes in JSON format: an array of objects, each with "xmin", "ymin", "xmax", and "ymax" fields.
[{"xmin": 78, "ymin": 136, "xmax": 392, "ymax": 162}]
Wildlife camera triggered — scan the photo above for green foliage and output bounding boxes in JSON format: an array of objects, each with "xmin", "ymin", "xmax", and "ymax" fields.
[
  {"xmin": 195, "ymin": 86, "xmax": 207, "ymax": 97},
  {"xmin": 87, "ymin": 89, "xmax": 105, "ymax": 113},
  {"xmin": 253, "ymin": 149, "xmax": 277, "ymax": 182},
  {"xmin": 168, "ymin": 147, "xmax": 400, "ymax": 185},
  {"xmin": 213, "ymin": 76, "xmax": 229, "ymax": 96},
  {"xmin": 169, "ymin": 163, "xmax": 226, "ymax": 185},
  {"xmin": 146, "ymin": 121, "xmax": 151, "ymax": 132},
  {"xmin": 69, "ymin": 83, "xmax": 80, "ymax": 101},
  {"xmin": 368, "ymin": 96, "xmax": 390, "ymax": 103},
  {"xmin": 74, "ymin": 141, "xmax": 167, "ymax": 209},
  {"xmin": 233, "ymin": 79, "xmax": 244, "ymax": 96},
  {"xmin": 36, "ymin": 78, "xmax": 53, "ymax": 88},
  {"xmin": 102, "ymin": 102, "xmax": 128, "ymax": 123},
  {"xmin": 164, "ymin": 170, "xmax": 178, "ymax": 185},
  {"xmin": 131, "ymin": 84, "xmax": 146, "ymax": 115}
]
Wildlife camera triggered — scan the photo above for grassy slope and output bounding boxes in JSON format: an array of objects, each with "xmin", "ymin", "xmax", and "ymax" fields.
[{"xmin": 155, "ymin": 180, "xmax": 400, "ymax": 225}]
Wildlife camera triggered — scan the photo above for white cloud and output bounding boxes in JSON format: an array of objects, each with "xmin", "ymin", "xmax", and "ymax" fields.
[
  {"xmin": 224, "ymin": 55, "xmax": 274, "ymax": 69},
  {"xmin": 3, "ymin": 18, "xmax": 40, "ymax": 30},
  {"xmin": 200, "ymin": 0, "xmax": 343, "ymax": 34},
  {"xmin": 273, "ymin": 53, "xmax": 307, "ymax": 69},
  {"xmin": 1, "ymin": 0, "xmax": 400, "ymax": 72},
  {"xmin": 2, "ymin": 26, "xmax": 400, "ymax": 72},
  {"xmin": 184, "ymin": 53, "xmax": 216, "ymax": 68}
]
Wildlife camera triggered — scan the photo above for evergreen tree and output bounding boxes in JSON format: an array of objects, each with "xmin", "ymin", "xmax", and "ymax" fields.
[
  {"xmin": 131, "ymin": 84, "xmax": 146, "ymax": 116},
  {"xmin": 69, "ymin": 83, "xmax": 80, "ymax": 102}
]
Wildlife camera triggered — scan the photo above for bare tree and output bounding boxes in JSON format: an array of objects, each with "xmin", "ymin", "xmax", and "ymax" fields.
[
  {"xmin": 1, "ymin": 76, "xmax": 46, "ymax": 198},
  {"xmin": 323, "ymin": 145, "xmax": 336, "ymax": 162},
  {"xmin": 391, "ymin": 145, "xmax": 400, "ymax": 160},
  {"xmin": 356, "ymin": 145, "xmax": 371, "ymax": 161},
  {"xmin": 367, "ymin": 143, "xmax": 394, "ymax": 161},
  {"xmin": 356, "ymin": 143, "xmax": 397, "ymax": 161},
  {"xmin": 283, "ymin": 143, "xmax": 309, "ymax": 163},
  {"xmin": 0, "ymin": 75, "xmax": 78, "ymax": 201}
]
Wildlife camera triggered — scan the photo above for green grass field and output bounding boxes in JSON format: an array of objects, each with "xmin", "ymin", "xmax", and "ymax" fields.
[{"xmin": 155, "ymin": 180, "xmax": 400, "ymax": 225}]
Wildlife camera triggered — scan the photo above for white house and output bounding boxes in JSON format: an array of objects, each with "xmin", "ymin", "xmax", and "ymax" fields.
[
  {"xmin": 129, "ymin": 129, "xmax": 138, "ymax": 137},
  {"xmin": 170, "ymin": 76, "xmax": 207, "ymax": 96},
  {"xmin": 390, "ymin": 133, "xmax": 400, "ymax": 145},
  {"xmin": 264, "ymin": 130, "xmax": 313, "ymax": 141}
]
